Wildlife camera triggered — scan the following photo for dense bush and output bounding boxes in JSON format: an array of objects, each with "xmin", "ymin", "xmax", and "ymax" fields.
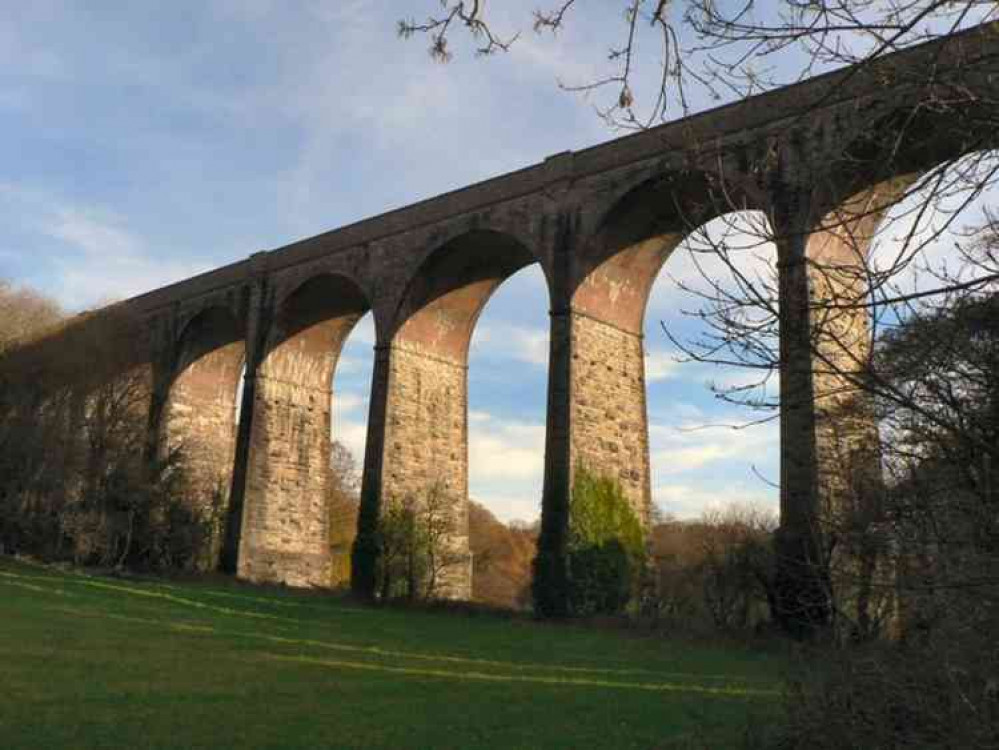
[
  {"xmin": 765, "ymin": 635, "xmax": 999, "ymax": 750},
  {"xmin": 741, "ymin": 292, "xmax": 999, "ymax": 748},
  {"xmin": 566, "ymin": 466, "xmax": 646, "ymax": 615}
]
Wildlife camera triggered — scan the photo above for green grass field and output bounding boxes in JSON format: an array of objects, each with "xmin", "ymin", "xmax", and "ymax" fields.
[{"xmin": 0, "ymin": 557, "xmax": 784, "ymax": 749}]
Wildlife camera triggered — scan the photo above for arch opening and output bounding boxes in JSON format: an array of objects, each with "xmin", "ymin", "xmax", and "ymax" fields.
[
  {"xmin": 466, "ymin": 265, "xmax": 549, "ymax": 610},
  {"xmin": 327, "ymin": 311, "xmax": 374, "ymax": 588},
  {"xmin": 575, "ymin": 171, "xmax": 725, "ymax": 334},
  {"xmin": 643, "ymin": 211, "xmax": 781, "ymax": 521},
  {"xmin": 393, "ymin": 230, "xmax": 538, "ymax": 360}
]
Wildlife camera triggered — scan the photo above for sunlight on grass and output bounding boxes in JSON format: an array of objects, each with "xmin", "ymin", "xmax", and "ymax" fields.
[
  {"xmin": 262, "ymin": 653, "xmax": 779, "ymax": 697},
  {"xmin": 1, "ymin": 567, "xmax": 291, "ymax": 621}
]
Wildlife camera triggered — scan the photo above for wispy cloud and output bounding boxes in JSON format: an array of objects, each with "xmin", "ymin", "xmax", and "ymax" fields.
[
  {"xmin": 0, "ymin": 184, "xmax": 208, "ymax": 309},
  {"xmin": 471, "ymin": 492, "xmax": 542, "ymax": 525},
  {"xmin": 0, "ymin": 3, "xmax": 797, "ymax": 530},
  {"xmin": 470, "ymin": 419, "xmax": 546, "ymax": 482},
  {"xmin": 332, "ymin": 417, "xmax": 368, "ymax": 467},
  {"xmin": 332, "ymin": 392, "xmax": 366, "ymax": 414}
]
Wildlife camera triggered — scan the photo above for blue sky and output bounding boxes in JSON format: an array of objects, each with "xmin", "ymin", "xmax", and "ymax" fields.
[{"xmin": 5, "ymin": 3, "xmax": 986, "ymax": 524}]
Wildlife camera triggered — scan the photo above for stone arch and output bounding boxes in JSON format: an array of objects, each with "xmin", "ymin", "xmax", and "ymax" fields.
[
  {"xmin": 161, "ymin": 304, "xmax": 246, "ymax": 569},
  {"xmin": 367, "ymin": 228, "xmax": 548, "ymax": 599},
  {"xmin": 804, "ymin": 139, "xmax": 997, "ymax": 526},
  {"xmin": 238, "ymin": 271, "xmax": 373, "ymax": 587},
  {"xmin": 391, "ymin": 229, "xmax": 543, "ymax": 356},
  {"xmin": 267, "ymin": 272, "xmax": 372, "ymax": 383},
  {"xmin": 576, "ymin": 170, "xmax": 750, "ymax": 333},
  {"xmin": 173, "ymin": 304, "xmax": 243, "ymax": 364},
  {"xmin": 564, "ymin": 169, "xmax": 768, "ymax": 522},
  {"xmin": 806, "ymin": 101, "xmax": 990, "ymax": 281}
]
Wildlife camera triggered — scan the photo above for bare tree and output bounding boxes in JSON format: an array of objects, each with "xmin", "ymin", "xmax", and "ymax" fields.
[
  {"xmin": 400, "ymin": 2, "xmax": 998, "ymax": 129},
  {"xmin": 328, "ymin": 440, "xmax": 361, "ymax": 586},
  {"xmin": 375, "ymin": 480, "xmax": 466, "ymax": 601}
]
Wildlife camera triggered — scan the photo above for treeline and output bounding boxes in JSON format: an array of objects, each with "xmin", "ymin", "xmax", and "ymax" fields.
[
  {"xmin": 468, "ymin": 502, "xmax": 536, "ymax": 610},
  {"xmin": 469, "ymin": 498, "xmax": 778, "ymax": 632},
  {"xmin": 329, "ymin": 469, "xmax": 776, "ymax": 626}
]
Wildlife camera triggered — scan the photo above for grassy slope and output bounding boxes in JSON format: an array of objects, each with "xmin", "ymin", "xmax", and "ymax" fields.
[{"xmin": 0, "ymin": 557, "xmax": 783, "ymax": 750}]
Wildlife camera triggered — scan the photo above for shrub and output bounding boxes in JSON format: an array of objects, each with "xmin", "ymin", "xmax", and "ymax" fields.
[
  {"xmin": 763, "ymin": 633, "xmax": 999, "ymax": 750},
  {"xmin": 375, "ymin": 481, "xmax": 465, "ymax": 601},
  {"xmin": 566, "ymin": 466, "xmax": 646, "ymax": 615}
]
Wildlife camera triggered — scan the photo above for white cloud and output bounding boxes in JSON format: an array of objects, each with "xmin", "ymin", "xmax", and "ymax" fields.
[
  {"xmin": 708, "ymin": 367, "xmax": 780, "ymax": 403},
  {"xmin": 472, "ymin": 323, "xmax": 549, "ymax": 366},
  {"xmin": 654, "ymin": 482, "xmax": 777, "ymax": 520},
  {"xmin": 267, "ymin": 7, "xmax": 545, "ymax": 232},
  {"xmin": 662, "ymin": 212, "xmax": 777, "ymax": 292},
  {"xmin": 335, "ymin": 355, "xmax": 367, "ymax": 375},
  {"xmin": 471, "ymin": 492, "xmax": 542, "ymax": 525},
  {"xmin": 657, "ymin": 443, "xmax": 731, "ymax": 474},
  {"xmin": 332, "ymin": 392, "xmax": 366, "ymax": 414},
  {"xmin": 649, "ymin": 413, "xmax": 779, "ymax": 477},
  {"xmin": 347, "ymin": 314, "xmax": 376, "ymax": 346},
  {"xmin": 331, "ymin": 417, "xmax": 367, "ymax": 467},
  {"xmin": 469, "ymin": 410, "xmax": 546, "ymax": 523},
  {"xmin": 645, "ymin": 351, "xmax": 679, "ymax": 382},
  {"xmin": 508, "ymin": 19, "xmax": 606, "ymax": 92},
  {"xmin": 470, "ymin": 420, "xmax": 546, "ymax": 482},
  {"xmin": 48, "ymin": 207, "xmax": 140, "ymax": 258}
]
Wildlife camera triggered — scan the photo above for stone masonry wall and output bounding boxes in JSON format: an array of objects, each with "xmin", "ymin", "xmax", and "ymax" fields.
[
  {"xmin": 805, "ymin": 198, "xmax": 887, "ymax": 517},
  {"xmin": 569, "ymin": 312, "xmax": 652, "ymax": 526},
  {"xmin": 238, "ymin": 336, "xmax": 337, "ymax": 587},
  {"xmin": 804, "ymin": 205, "xmax": 894, "ymax": 630},
  {"xmin": 380, "ymin": 343, "xmax": 471, "ymax": 599}
]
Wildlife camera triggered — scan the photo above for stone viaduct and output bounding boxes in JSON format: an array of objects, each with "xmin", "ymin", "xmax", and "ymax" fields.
[{"xmin": 46, "ymin": 25, "xmax": 999, "ymax": 609}]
